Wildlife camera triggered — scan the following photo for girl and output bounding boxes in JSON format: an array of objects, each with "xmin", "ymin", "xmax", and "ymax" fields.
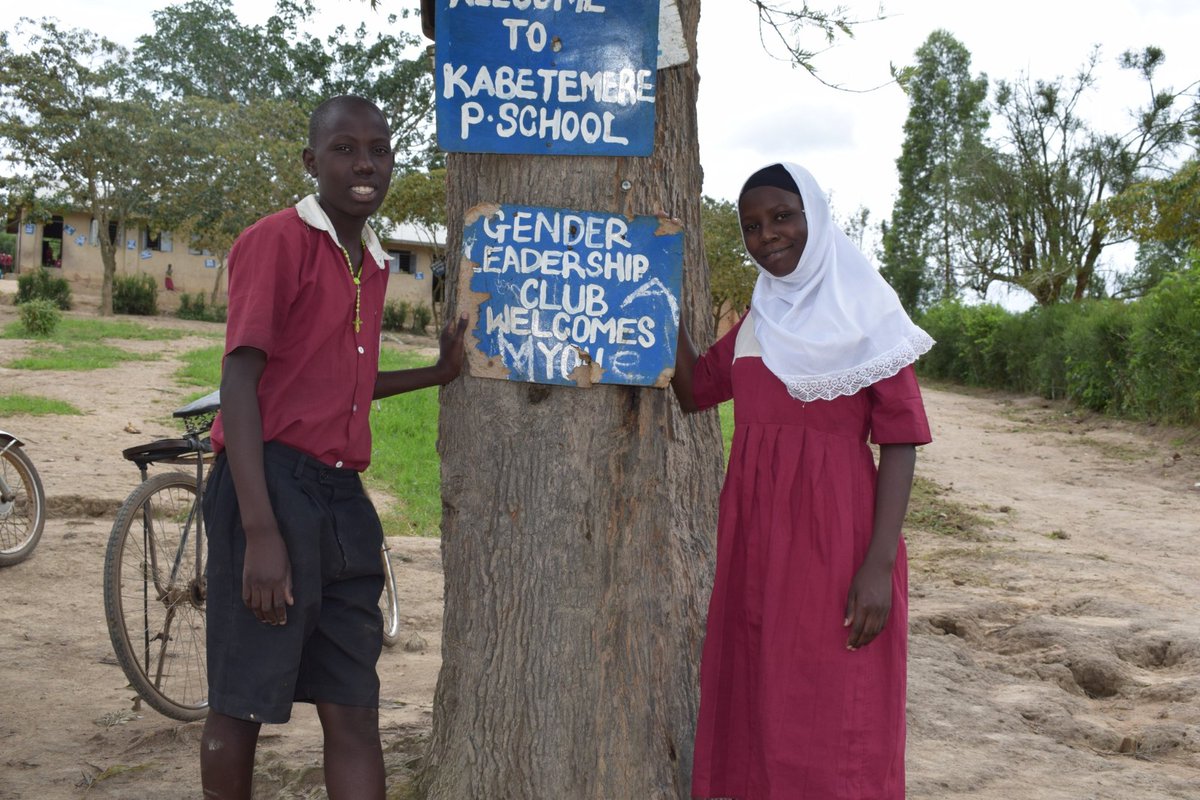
[{"xmin": 674, "ymin": 163, "xmax": 934, "ymax": 799}]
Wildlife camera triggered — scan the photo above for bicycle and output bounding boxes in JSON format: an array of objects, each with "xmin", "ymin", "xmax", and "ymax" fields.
[
  {"xmin": 103, "ymin": 390, "xmax": 402, "ymax": 721},
  {"xmin": 103, "ymin": 390, "xmax": 218, "ymax": 720},
  {"xmin": 0, "ymin": 431, "xmax": 46, "ymax": 567}
]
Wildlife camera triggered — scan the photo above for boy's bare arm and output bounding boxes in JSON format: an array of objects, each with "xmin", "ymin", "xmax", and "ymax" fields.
[
  {"xmin": 221, "ymin": 346, "xmax": 294, "ymax": 625},
  {"xmin": 373, "ymin": 313, "xmax": 469, "ymax": 398}
]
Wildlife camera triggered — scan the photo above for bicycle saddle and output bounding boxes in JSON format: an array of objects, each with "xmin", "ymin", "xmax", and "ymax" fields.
[{"xmin": 173, "ymin": 389, "xmax": 221, "ymax": 419}]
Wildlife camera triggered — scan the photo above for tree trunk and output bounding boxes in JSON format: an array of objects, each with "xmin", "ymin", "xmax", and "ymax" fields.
[
  {"xmin": 210, "ymin": 256, "xmax": 227, "ymax": 307},
  {"xmin": 423, "ymin": 2, "xmax": 722, "ymax": 797},
  {"xmin": 98, "ymin": 238, "xmax": 116, "ymax": 316}
]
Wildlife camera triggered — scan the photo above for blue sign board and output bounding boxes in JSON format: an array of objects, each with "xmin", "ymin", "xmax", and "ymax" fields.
[
  {"xmin": 435, "ymin": 0, "xmax": 659, "ymax": 156},
  {"xmin": 459, "ymin": 202, "xmax": 682, "ymax": 387}
]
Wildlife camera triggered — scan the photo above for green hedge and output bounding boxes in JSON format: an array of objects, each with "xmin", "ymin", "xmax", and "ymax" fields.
[
  {"xmin": 177, "ymin": 292, "xmax": 227, "ymax": 323},
  {"xmin": 113, "ymin": 273, "xmax": 158, "ymax": 316},
  {"xmin": 15, "ymin": 268, "xmax": 72, "ymax": 309},
  {"xmin": 1129, "ymin": 268, "xmax": 1200, "ymax": 422},
  {"xmin": 916, "ymin": 265, "xmax": 1199, "ymax": 424}
]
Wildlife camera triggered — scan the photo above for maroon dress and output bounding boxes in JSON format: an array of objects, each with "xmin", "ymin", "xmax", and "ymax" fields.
[{"xmin": 691, "ymin": 318, "xmax": 931, "ymax": 800}]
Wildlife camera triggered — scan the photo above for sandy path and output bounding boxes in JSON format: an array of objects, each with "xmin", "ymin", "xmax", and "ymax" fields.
[
  {"xmin": 906, "ymin": 390, "xmax": 1200, "ymax": 799},
  {"xmin": 1, "ymin": 300, "xmax": 1198, "ymax": 798}
]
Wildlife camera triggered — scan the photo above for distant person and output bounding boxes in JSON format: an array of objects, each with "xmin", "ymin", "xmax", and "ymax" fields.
[
  {"xmin": 200, "ymin": 94, "xmax": 468, "ymax": 800},
  {"xmin": 164, "ymin": 263, "xmax": 175, "ymax": 291},
  {"xmin": 672, "ymin": 162, "xmax": 934, "ymax": 799}
]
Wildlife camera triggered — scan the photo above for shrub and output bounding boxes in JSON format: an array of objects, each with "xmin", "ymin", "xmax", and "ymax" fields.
[
  {"xmin": 1062, "ymin": 300, "xmax": 1135, "ymax": 414},
  {"xmin": 959, "ymin": 303, "xmax": 1011, "ymax": 387},
  {"xmin": 383, "ymin": 299, "xmax": 410, "ymax": 332},
  {"xmin": 15, "ymin": 267, "xmax": 72, "ymax": 310},
  {"xmin": 113, "ymin": 273, "xmax": 158, "ymax": 316},
  {"xmin": 915, "ymin": 300, "xmax": 968, "ymax": 382},
  {"xmin": 177, "ymin": 292, "xmax": 227, "ymax": 323},
  {"xmin": 18, "ymin": 298, "xmax": 62, "ymax": 337},
  {"xmin": 411, "ymin": 301, "xmax": 433, "ymax": 333},
  {"xmin": 1128, "ymin": 266, "xmax": 1200, "ymax": 423}
]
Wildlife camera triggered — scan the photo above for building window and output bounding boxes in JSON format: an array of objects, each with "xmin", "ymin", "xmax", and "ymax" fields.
[
  {"xmin": 142, "ymin": 227, "xmax": 173, "ymax": 253},
  {"xmin": 389, "ymin": 249, "xmax": 414, "ymax": 274},
  {"xmin": 187, "ymin": 236, "xmax": 211, "ymax": 256},
  {"xmin": 41, "ymin": 216, "xmax": 64, "ymax": 267},
  {"xmin": 90, "ymin": 219, "xmax": 119, "ymax": 246}
]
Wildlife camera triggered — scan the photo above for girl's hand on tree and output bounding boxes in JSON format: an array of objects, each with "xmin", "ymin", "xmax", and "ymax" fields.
[{"xmin": 843, "ymin": 557, "xmax": 893, "ymax": 650}]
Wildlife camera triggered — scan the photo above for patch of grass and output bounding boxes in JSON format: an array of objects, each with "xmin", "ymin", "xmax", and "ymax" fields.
[
  {"xmin": 366, "ymin": 349, "xmax": 443, "ymax": 537},
  {"xmin": 718, "ymin": 400, "xmax": 734, "ymax": 462},
  {"xmin": 905, "ymin": 475, "xmax": 992, "ymax": 539},
  {"xmin": 0, "ymin": 393, "xmax": 83, "ymax": 415},
  {"xmin": 1, "ymin": 317, "xmax": 187, "ymax": 342},
  {"xmin": 3, "ymin": 316, "xmax": 196, "ymax": 371},
  {"xmin": 175, "ymin": 344, "xmax": 224, "ymax": 392},
  {"xmin": 1065, "ymin": 435, "xmax": 1149, "ymax": 462},
  {"xmin": 1046, "ymin": 529, "xmax": 1070, "ymax": 540},
  {"xmin": 7, "ymin": 342, "xmax": 160, "ymax": 371}
]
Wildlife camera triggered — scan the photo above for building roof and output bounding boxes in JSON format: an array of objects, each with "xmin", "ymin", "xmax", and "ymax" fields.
[{"xmin": 382, "ymin": 221, "xmax": 446, "ymax": 249}]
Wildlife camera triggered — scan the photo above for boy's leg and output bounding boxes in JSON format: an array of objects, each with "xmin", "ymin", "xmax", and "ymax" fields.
[
  {"xmin": 317, "ymin": 702, "xmax": 385, "ymax": 799},
  {"xmin": 200, "ymin": 711, "xmax": 262, "ymax": 799}
]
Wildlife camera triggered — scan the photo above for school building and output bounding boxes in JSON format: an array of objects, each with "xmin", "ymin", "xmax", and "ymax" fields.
[{"xmin": 2, "ymin": 208, "xmax": 445, "ymax": 310}]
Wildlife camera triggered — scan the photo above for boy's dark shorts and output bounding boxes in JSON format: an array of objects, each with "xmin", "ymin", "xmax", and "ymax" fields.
[{"xmin": 204, "ymin": 441, "xmax": 385, "ymax": 724}]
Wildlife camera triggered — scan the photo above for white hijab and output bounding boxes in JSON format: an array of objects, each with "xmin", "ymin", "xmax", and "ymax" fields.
[{"xmin": 745, "ymin": 163, "xmax": 934, "ymax": 402}]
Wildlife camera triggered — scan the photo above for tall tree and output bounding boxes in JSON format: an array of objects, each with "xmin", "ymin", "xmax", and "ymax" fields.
[
  {"xmin": 130, "ymin": 0, "xmax": 438, "ymax": 302},
  {"xmin": 702, "ymin": 195, "xmax": 756, "ymax": 332},
  {"xmin": 423, "ymin": 3, "xmax": 723, "ymax": 795},
  {"xmin": 880, "ymin": 29, "xmax": 988, "ymax": 311},
  {"xmin": 0, "ymin": 20, "xmax": 183, "ymax": 315},
  {"xmin": 1105, "ymin": 156, "xmax": 1200, "ymax": 252},
  {"xmin": 1104, "ymin": 156, "xmax": 1200, "ymax": 297},
  {"xmin": 160, "ymin": 98, "xmax": 313, "ymax": 304},
  {"xmin": 957, "ymin": 46, "xmax": 1194, "ymax": 305},
  {"xmin": 135, "ymin": 0, "xmax": 435, "ymax": 170}
]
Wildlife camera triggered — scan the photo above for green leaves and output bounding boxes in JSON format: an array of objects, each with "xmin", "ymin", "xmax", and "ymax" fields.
[{"xmin": 702, "ymin": 195, "xmax": 756, "ymax": 332}]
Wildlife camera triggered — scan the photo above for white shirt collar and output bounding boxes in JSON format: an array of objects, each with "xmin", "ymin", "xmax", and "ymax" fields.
[{"xmin": 295, "ymin": 194, "xmax": 389, "ymax": 270}]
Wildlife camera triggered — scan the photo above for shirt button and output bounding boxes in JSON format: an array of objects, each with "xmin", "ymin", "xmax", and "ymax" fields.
[
  {"xmin": 335, "ymin": 460, "xmax": 344, "ymax": 468},
  {"xmin": 352, "ymin": 403, "xmax": 358, "ymax": 412},
  {"xmin": 357, "ymin": 345, "xmax": 365, "ymax": 354}
]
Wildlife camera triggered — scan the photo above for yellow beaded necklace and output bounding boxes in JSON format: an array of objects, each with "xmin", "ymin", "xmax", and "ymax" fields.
[{"xmin": 338, "ymin": 239, "xmax": 367, "ymax": 333}]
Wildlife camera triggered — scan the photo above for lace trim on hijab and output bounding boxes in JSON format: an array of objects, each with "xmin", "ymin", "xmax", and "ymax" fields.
[{"xmin": 780, "ymin": 329, "xmax": 935, "ymax": 403}]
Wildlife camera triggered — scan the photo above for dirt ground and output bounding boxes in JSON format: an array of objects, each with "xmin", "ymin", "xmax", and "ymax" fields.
[{"xmin": 1, "ymin": 286, "xmax": 1199, "ymax": 799}]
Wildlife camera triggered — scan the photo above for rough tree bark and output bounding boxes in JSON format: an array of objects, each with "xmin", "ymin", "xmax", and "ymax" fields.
[{"xmin": 422, "ymin": 2, "xmax": 723, "ymax": 797}]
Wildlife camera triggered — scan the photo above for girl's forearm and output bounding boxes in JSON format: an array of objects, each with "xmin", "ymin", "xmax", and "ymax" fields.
[
  {"xmin": 671, "ymin": 317, "xmax": 700, "ymax": 413},
  {"xmin": 866, "ymin": 444, "xmax": 917, "ymax": 568}
]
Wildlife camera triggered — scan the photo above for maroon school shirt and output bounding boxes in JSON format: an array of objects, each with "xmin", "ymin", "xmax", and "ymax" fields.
[{"xmin": 210, "ymin": 196, "xmax": 390, "ymax": 471}]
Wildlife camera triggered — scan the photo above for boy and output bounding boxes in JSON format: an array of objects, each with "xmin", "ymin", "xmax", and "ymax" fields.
[{"xmin": 201, "ymin": 95, "xmax": 467, "ymax": 799}]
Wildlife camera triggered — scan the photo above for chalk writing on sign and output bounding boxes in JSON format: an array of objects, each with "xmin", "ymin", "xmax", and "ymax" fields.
[
  {"xmin": 459, "ymin": 203, "xmax": 683, "ymax": 387},
  {"xmin": 435, "ymin": 0, "xmax": 659, "ymax": 156}
]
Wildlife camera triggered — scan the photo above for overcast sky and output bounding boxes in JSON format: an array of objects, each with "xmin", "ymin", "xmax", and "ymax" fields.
[{"xmin": 34, "ymin": 0, "xmax": 1200, "ymax": 233}]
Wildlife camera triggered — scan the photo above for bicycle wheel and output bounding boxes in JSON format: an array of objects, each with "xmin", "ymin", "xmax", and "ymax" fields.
[
  {"xmin": 104, "ymin": 472, "xmax": 208, "ymax": 721},
  {"xmin": 380, "ymin": 540, "xmax": 401, "ymax": 648},
  {"xmin": 0, "ymin": 443, "xmax": 46, "ymax": 567}
]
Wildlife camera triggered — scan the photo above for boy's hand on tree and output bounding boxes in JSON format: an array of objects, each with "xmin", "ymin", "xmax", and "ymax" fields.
[
  {"xmin": 436, "ymin": 312, "xmax": 469, "ymax": 384},
  {"xmin": 242, "ymin": 528, "xmax": 294, "ymax": 625}
]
